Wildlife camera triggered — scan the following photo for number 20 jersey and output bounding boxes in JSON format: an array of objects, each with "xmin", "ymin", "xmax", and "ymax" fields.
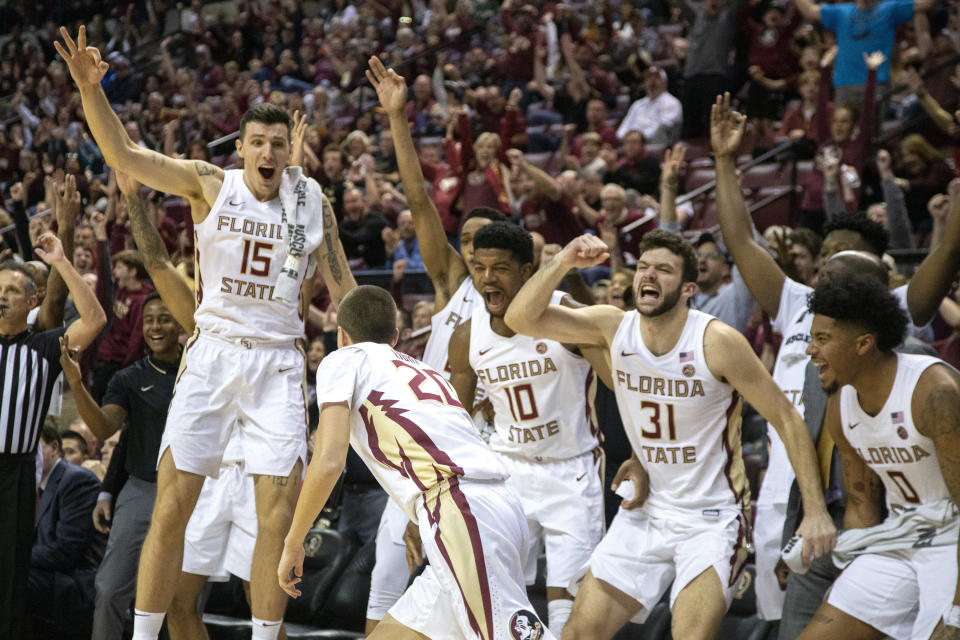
[
  {"xmin": 315, "ymin": 342, "xmax": 508, "ymax": 521},
  {"xmin": 195, "ymin": 169, "xmax": 323, "ymax": 342},
  {"xmin": 468, "ymin": 292, "xmax": 600, "ymax": 461},
  {"xmin": 610, "ymin": 309, "xmax": 748, "ymax": 520}
]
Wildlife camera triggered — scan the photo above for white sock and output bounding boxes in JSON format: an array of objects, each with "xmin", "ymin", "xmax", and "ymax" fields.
[
  {"xmin": 548, "ymin": 598, "xmax": 573, "ymax": 635},
  {"xmin": 131, "ymin": 609, "xmax": 165, "ymax": 640},
  {"xmin": 251, "ymin": 615, "xmax": 283, "ymax": 640}
]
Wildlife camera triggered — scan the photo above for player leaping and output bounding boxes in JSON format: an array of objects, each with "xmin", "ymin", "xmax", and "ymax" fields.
[
  {"xmin": 56, "ymin": 27, "xmax": 356, "ymax": 640},
  {"xmin": 504, "ymin": 232, "xmax": 836, "ymax": 640}
]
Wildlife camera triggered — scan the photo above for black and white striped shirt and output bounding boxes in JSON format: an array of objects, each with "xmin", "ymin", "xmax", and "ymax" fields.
[{"xmin": 0, "ymin": 327, "xmax": 66, "ymax": 454}]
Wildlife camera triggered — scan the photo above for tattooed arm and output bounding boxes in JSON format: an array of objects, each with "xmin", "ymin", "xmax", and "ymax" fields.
[
  {"xmin": 825, "ymin": 393, "xmax": 884, "ymax": 530},
  {"xmin": 914, "ymin": 364, "xmax": 960, "ymax": 611},
  {"xmin": 313, "ymin": 193, "xmax": 357, "ymax": 305}
]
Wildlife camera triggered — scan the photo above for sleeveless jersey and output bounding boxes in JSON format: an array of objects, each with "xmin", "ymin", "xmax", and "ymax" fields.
[
  {"xmin": 469, "ymin": 291, "xmax": 599, "ymax": 460},
  {"xmin": 194, "ymin": 169, "xmax": 322, "ymax": 341},
  {"xmin": 315, "ymin": 343, "xmax": 508, "ymax": 521},
  {"xmin": 610, "ymin": 309, "xmax": 748, "ymax": 520},
  {"xmin": 839, "ymin": 353, "xmax": 952, "ymax": 517},
  {"xmin": 422, "ymin": 276, "xmax": 482, "ymax": 376}
]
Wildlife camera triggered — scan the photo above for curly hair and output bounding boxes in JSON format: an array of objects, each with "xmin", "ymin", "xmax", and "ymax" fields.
[
  {"xmin": 807, "ymin": 272, "xmax": 907, "ymax": 352},
  {"xmin": 472, "ymin": 221, "xmax": 534, "ymax": 265},
  {"xmin": 823, "ymin": 211, "xmax": 889, "ymax": 256},
  {"xmin": 635, "ymin": 230, "xmax": 699, "ymax": 284}
]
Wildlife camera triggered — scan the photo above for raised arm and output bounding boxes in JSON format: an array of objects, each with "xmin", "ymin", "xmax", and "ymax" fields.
[
  {"xmin": 706, "ymin": 320, "xmax": 836, "ymax": 564},
  {"xmin": 907, "ymin": 180, "xmax": 960, "ymax": 327},
  {"xmin": 505, "ymin": 234, "xmax": 623, "ymax": 347},
  {"xmin": 55, "ymin": 27, "xmax": 222, "ymax": 203},
  {"xmin": 35, "ymin": 175, "xmax": 80, "ymax": 331},
  {"xmin": 825, "ymin": 393, "xmax": 884, "ymax": 529},
  {"xmin": 658, "ymin": 144, "xmax": 686, "ymax": 234},
  {"xmin": 507, "ymin": 149, "xmax": 561, "ymax": 201},
  {"xmin": 792, "ymin": 0, "xmax": 821, "ymax": 23},
  {"xmin": 877, "ymin": 149, "xmax": 915, "ymax": 250},
  {"xmin": 34, "ymin": 232, "xmax": 106, "ymax": 350},
  {"xmin": 711, "ymin": 94, "xmax": 786, "ymax": 316},
  {"xmin": 58, "ymin": 336, "xmax": 127, "ymax": 441},
  {"xmin": 119, "ymin": 171, "xmax": 197, "ymax": 332},
  {"xmin": 367, "ymin": 57, "xmax": 467, "ymax": 308},
  {"xmin": 313, "ymin": 193, "xmax": 357, "ymax": 305}
]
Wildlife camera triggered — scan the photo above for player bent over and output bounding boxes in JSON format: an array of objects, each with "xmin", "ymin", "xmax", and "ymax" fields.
[{"xmin": 279, "ymin": 285, "xmax": 554, "ymax": 640}]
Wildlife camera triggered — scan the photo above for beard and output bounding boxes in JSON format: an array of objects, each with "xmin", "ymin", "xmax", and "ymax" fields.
[{"xmin": 637, "ymin": 281, "xmax": 683, "ymax": 317}]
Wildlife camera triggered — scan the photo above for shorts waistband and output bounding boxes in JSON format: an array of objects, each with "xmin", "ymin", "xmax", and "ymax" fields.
[
  {"xmin": 494, "ymin": 446, "xmax": 600, "ymax": 464},
  {"xmin": 198, "ymin": 331, "xmax": 297, "ymax": 350}
]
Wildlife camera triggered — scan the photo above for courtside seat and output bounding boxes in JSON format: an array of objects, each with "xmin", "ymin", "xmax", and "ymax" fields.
[
  {"xmin": 284, "ymin": 624, "xmax": 364, "ymax": 639},
  {"xmin": 311, "ymin": 540, "xmax": 377, "ymax": 631},
  {"xmin": 205, "ymin": 575, "xmax": 249, "ymax": 619},
  {"xmin": 203, "ymin": 613, "xmax": 251, "ymax": 640},
  {"xmin": 612, "ymin": 602, "xmax": 672, "ymax": 640},
  {"xmin": 286, "ymin": 530, "xmax": 357, "ymax": 626}
]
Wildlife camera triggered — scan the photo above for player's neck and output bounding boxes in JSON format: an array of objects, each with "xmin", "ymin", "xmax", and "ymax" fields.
[
  {"xmin": 637, "ymin": 304, "xmax": 688, "ymax": 356},
  {"xmin": 849, "ymin": 350, "xmax": 898, "ymax": 416},
  {"xmin": 490, "ymin": 314, "xmax": 515, "ymax": 338},
  {"xmin": 242, "ymin": 172, "xmax": 281, "ymax": 202}
]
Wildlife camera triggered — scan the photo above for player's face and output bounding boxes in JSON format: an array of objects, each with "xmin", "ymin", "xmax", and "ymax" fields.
[
  {"xmin": 459, "ymin": 217, "xmax": 492, "ymax": 266},
  {"xmin": 238, "ymin": 121, "xmax": 291, "ymax": 197},
  {"xmin": 633, "ymin": 248, "xmax": 691, "ymax": 317},
  {"xmin": 807, "ymin": 314, "xmax": 863, "ymax": 392},
  {"xmin": 470, "ymin": 248, "xmax": 533, "ymax": 317},
  {"xmin": 142, "ymin": 299, "xmax": 182, "ymax": 356}
]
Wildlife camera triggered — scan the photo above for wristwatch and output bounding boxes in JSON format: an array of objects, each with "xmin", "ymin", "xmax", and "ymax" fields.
[{"xmin": 944, "ymin": 604, "xmax": 960, "ymax": 628}]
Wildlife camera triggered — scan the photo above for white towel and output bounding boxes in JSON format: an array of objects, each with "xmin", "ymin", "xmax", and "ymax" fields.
[{"xmin": 274, "ymin": 166, "xmax": 325, "ymax": 302}]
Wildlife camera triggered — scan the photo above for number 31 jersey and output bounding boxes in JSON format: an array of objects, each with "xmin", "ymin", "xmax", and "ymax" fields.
[
  {"xmin": 195, "ymin": 169, "xmax": 323, "ymax": 341},
  {"xmin": 468, "ymin": 292, "xmax": 600, "ymax": 461},
  {"xmin": 315, "ymin": 342, "xmax": 508, "ymax": 521},
  {"xmin": 610, "ymin": 309, "xmax": 748, "ymax": 520}
]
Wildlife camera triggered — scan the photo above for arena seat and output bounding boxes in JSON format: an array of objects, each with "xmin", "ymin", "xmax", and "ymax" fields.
[
  {"xmin": 311, "ymin": 540, "xmax": 377, "ymax": 630},
  {"xmin": 685, "ymin": 168, "xmax": 716, "ymax": 193},
  {"xmin": 740, "ymin": 163, "xmax": 784, "ymax": 191},
  {"xmin": 612, "ymin": 602, "xmax": 672, "ymax": 640},
  {"xmin": 750, "ymin": 186, "xmax": 795, "ymax": 232},
  {"xmin": 793, "ymin": 160, "xmax": 814, "ymax": 187},
  {"xmin": 286, "ymin": 529, "xmax": 357, "ymax": 626},
  {"xmin": 205, "ymin": 575, "xmax": 250, "ymax": 619},
  {"xmin": 203, "ymin": 613, "xmax": 252, "ymax": 640}
]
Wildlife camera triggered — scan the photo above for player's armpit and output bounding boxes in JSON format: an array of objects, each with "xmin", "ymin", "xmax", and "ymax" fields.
[
  {"xmin": 447, "ymin": 320, "xmax": 477, "ymax": 410},
  {"xmin": 125, "ymin": 145, "xmax": 222, "ymax": 204},
  {"xmin": 314, "ymin": 194, "xmax": 357, "ymax": 303}
]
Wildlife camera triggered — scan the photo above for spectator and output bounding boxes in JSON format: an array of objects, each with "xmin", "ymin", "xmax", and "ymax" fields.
[
  {"xmin": 777, "ymin": 69, "xmax": 821, "ymax": 152},
  {"xmin": 616, "ymin": 66, "xmax": 683, "ymax": 145},
  {"xmin": 339, "ymin": 187, "xmax": 390, "ymax": 269},
  {"xmin": 594, "ymin": 183, "xmax": 658, "ymax": 264},
  {"xmin": 570, "ymin": 99, "xmax": 618, "ymax": 157},
  {"xmin": 388, "ymin": 210, "xmax": 424, "ymax": 270},
  {"xmin": 894, "ymin": 133, "xmax": 954, "ymax": 233},
  {"xmin": 509, "ymin": 148, "xmax": 585, "ymax": 246},
  {"xmin": 605, "ymin": 130, "xmax": 662, "ymax": 197},
  {"xmin": 28, "ymin": 426, "xmax": 105, "ymax": 637}
]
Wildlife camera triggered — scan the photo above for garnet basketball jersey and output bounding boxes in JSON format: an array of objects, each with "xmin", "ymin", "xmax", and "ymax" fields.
[
  {"xmin": 611, "ymin": 309, "xmax": 748, "ymax": 520},
  {"xmin": 315, "ymin": 342, "xmax": 508, "ymax": 521},
  {"xmin": 468, "ymin": 291, "xmax": 599, "ymax": 460},
  {"xmin": 422, "ymin": 276, "xmax": 482, "ymax": 376},
  {"xmin": 839, "ymin": 353, "xmax": 952, "ymax": 516},
  {"xmin": 194, "ymin": 169, "xmax": 321, "ymax": 341}
]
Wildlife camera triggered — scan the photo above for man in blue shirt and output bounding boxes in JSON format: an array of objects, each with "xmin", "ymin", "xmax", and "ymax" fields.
[{"xmin": 792, "ymin": 0, "xmax": 931, "ymax": 104}]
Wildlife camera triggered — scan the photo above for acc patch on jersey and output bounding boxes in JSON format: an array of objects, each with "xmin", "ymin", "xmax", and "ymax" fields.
[{"xmin": 509, "ymin": 609, "xmax": 545, "ymax": 640}]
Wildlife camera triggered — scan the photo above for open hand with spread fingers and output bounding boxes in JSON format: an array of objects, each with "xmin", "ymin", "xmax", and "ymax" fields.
[
  {"xmin": 366, "ymin": 56, "xmax": 407, "ymax": 115},
  {"xmin": 710, "ymin": 93, "xmax": 746, "ymax": 159}
]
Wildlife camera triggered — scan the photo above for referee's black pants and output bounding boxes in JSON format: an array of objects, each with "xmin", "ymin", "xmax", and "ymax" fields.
[{"xmin": 0, "ymin": 452, "xmax": 37, "ymax": 639}]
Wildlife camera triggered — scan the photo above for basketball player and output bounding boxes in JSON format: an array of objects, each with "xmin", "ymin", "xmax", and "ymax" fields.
[
  {"xmin": 56, "ymin": 28, "xmax": 356, "ymax": 640},
  {"xmin": 799, "ymin": 273, "xmax": 960, "ymax": 640},
  {"xmin": 710, "ymin": 93, "xmax": 953, "ymax": 623},
  {"xmin": 446, "ymin": 222, "xmax": 610, "ymax": 634},
  {"xmin": 278, "ymin": 285, "xmax": 554, "ymax": 640},
  {"xmin": 364, "ymin": 57, "xmax": 506, "ymax": 631},
  {"xmin": 504, "ymin": 231, "xmax": 836, "ymax": 640}
]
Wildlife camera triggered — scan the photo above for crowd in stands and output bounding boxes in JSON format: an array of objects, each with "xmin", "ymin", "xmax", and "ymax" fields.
[{"xmin": 2, "ymin": 0, "xmax": 960, "ymax": 636}]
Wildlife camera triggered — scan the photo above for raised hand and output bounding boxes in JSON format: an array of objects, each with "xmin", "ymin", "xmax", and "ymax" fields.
[
  {"xmin": 710, "ymin": 92, "xmax": 746, "ymax": 159},
  {"xmin": 820, "ymin": 45, "xmax": 838, "ymax": 70},
  {"xmin": 90, "ymin": 210, "xmax": 108, "ymax": 241},
  {"xmin": 863, "ymin": 50, "xmax": 886, "ymax": 71},
  {"xmin": 661, "ymin": 143, "xmax": 686, "ymax": 189},
  {"xmin": 290, "ymin": 109, "xmax": 308, "ymax": 167},
  {"xmin": 59, "ymin": 174, "xmax": 82, "ymax": 222},
  {"xmin": 366, "ymin": 56, "xmax": 408, "ymax": 114},
  {"xmin": 558, "ymin": 233, "xmax": 610, "ymax": 269},
  {"xmin": 54, "ymin": 26, "xmax": 110, "ymax": 89},
  {"xmin": 34, "ymin": 232, "xmax": 66, "ymax": 265},
  {"xmin": 59, "ymin": 334, "xmax": 82, "ymax": 385}
]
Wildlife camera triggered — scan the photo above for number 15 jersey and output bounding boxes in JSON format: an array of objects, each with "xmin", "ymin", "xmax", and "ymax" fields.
[
  {"xmin": 196, "ymin": 169, "xmax": 323, "ymax": 342},
  {"xmin": 610, "ymin": 309, "xmax": 748, "ymax": 520}
]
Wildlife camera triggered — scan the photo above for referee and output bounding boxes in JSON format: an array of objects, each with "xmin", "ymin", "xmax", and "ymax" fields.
[
  {"xmin": 59, "ymin": 291, "xmax": 182, "ymax": 640},
  {"xmin": 0, "ymin": 233, "xmax": 106, "ymax": 639}
]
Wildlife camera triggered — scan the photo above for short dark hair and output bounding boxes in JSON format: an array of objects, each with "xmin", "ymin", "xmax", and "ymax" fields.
[
  {"xmin": 790, "ymin": 227, "xmax": 822, "ymax": 257},
  {"xmin": 239, "ymin": 104, "xmax": 292, "ymax": 141},
  {"xmin": 824, "ymin": 211, "xmax": 889, "ymax": 256},
  {"xmin": 60, "ymin": 429, "xmax": 88, "ymax": 455},
  {"xmin": 808, "ymin": 272, "xmax": 907, "ymax": 352},
  {"xmin": 463, "ymin": 207, "xmax": 507, "ymax": 224},
  {"xmin": 472, "ymin": 221, "xmax": 534, "ymax": 265},
  {"xmin": 636, "ymin": 230, "xmax": 699, "ymax": 284},
  {"xmin": 694, "ymin": 232, "xmax": 730, "ymax": 264},
  {"xmin": 40, "ymin": 425, "xmax": 61, "ymax": 447},
  {"xmin": 112, "ymin": 250, "xmax": 148, "ymax": 280},
  {"xmin": 0, "ymin": 261, "xmax": 38, "ymax": 297},
  {"xmin": 142, "ymin": 291, "xmax": 164, "ymax": 308},
  {"xmin": 338, "ymin": 285, "xmax": 398, "ymax": 344}
]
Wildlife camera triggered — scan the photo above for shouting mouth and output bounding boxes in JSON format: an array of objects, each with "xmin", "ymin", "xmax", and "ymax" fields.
[{"xmin": 258, "ymin": 167, "xmax": 276, "ymax": 181}]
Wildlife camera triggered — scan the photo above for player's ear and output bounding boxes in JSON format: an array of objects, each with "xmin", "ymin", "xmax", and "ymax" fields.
[
  {"xmin": 390, "ymin": 327, "xmax": 400, "ymax": 348},
  {"xmin": 337, "ymin": 326, "xmax": 348, "ymax": 348}
]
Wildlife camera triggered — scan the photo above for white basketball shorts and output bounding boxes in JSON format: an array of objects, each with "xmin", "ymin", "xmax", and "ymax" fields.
[{"xmin": 367, "ymin": 498, "xmax": 413, "ymax": 621}]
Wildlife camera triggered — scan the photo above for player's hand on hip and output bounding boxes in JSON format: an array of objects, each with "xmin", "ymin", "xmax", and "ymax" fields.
[
  {"xmin": 795, "ymin": 510, "xmax": 837, "ymax": 568},
  {"xmin": 403, "ymin": 520, "xmax": 423, "ymax": 574},
  {"xmin": 612, "ymin": 457, "xmax": 649, "ymax": 510},
  {"xmin": 92, "ymin": 499, "xmax": 112, "ymax": 534},
  {"xmin": 54, "ymin": 26, "xmax": 109, "ymax": 89},
  {"xmin": 278, "ymin": 542, "xmax": 305, "ymax": 598},
  {"xmin": 559, "ymin": 234, "xmax": 610, "ymax": 270}
]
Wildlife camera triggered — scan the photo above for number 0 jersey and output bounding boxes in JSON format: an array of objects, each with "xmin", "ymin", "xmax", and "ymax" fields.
[
  {"xmin": 839, "ymin": 353, "xmax": 952, "ymax": 517},
  {"xmin": 315, "ymin": 342, "xmax": 508, "ymax": 521},
  {"xmin": 610, "ymin": 309, "xmax": 748, "ymax": 520},
  {"xmin": 468, "ymin": 292, "xmax": 599, "ymax": 460},
  {"xmin": 195, "ymin": 169, "xmax": 322, "ymax": 342}
]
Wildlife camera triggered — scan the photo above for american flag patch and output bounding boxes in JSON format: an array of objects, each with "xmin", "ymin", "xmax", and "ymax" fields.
[
  {"xmin": 891, "ymin": 411, "xmax": 904, "ymax": 424},
  {"xmin": 679, "ymin": 351, "xmax": 694, "ymax": 363}
]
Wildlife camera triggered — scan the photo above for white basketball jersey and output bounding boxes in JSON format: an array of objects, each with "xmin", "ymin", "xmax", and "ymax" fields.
[
  {"xmin": 422, "ymin": 276, "xmax": 483, "ymax": 376},
  {"xmin": 469, "ymin": 291, "xmax": 599, "ymax": 460},
  {"xmin": 611, "ymin": 309, "xmax": 748, "ymax": 520},
  {"xmin": 839, "ymin": 354, "xmax": 952, "ymax": 517},
  {"xmin": 315, "ymin": 343, "xmax": 508, "ymax": 521},
  {"xmin": 194, "ymin": 169, "xmax": 321, "ymax": 341}
]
